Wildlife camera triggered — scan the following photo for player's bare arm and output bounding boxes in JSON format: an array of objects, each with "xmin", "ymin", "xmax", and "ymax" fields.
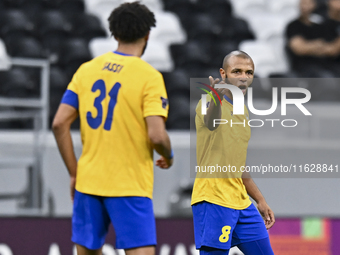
[
  {"xmin": 322, "ymin": 37, "xmax": 340, "ymax": 56},
  {"xmin": 289, "ymin": 36, "xmax": 329, "ymax": 56},
  {"xmin": 204, "ymin": 76, "xmax": 229, "ymax": 131},
  {"xmin": 242, "ymin": 171, "xmax": 275, "ymax": 230},
  {"xmin": 52, "ymin": 103, "xmax": 78, "ymax": 200},
  {"xmin": 145, "ymin": 116, "xmax": 173, "ymax": 169}
]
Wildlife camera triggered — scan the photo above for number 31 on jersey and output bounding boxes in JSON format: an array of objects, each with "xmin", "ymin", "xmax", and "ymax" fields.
[{"xmin": 87, "ymin": 79, "xmax": 121, "ymax": 131}]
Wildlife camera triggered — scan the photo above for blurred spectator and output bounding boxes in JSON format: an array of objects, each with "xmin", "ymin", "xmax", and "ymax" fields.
[
  {"xmin": 319, "ymin": 0, "xmax": 340, "ymax": 71},
  {"xmin": 323, "ymin": 0, "xmax": 340, "ymax": 36},
  {"xmin": 285, "ymin": 0, "xmax": 340, "ymax": 77}
]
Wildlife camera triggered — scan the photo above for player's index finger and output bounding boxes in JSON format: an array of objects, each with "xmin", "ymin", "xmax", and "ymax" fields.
[{"xmin": 209, "ymin": 76, "xmax": 214, "ymax": 86}]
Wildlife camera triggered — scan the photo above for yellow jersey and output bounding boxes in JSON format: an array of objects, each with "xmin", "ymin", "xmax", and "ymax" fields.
[
  {"xmin": 61, "ymin": 51, "xmax": 168, "ymax": 198},
  {"xmin": 191, "ymin": 95, "xmax": 251, "ymax": 209}
]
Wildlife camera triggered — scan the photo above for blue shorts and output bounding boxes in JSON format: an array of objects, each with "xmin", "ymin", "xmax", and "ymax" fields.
[
  {"xmin": 72, "ymin": 190, "xmax": 157, "ymax": 250},
  {"xmin": 192, "ymin": 202, "xmax": 268, "ymax": 250}
]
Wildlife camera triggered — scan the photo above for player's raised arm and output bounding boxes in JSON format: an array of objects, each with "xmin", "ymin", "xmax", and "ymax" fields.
[
  {"xmin": 203, "ymin": 76, "xmax": 229, "ymax": 131},
  {"xmin": 145, "ymin": 116, "xmax": 173, "ymax": 169}
]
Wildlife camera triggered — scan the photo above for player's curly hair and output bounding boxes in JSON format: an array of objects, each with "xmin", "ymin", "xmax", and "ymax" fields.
[{"xmin": 108, "ymin": 1, "xmax": 156, "ymax": 43}]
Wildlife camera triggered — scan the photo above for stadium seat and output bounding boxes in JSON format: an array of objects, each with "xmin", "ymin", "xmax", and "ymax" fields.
[
  {"xmin": 35, "ymin": 10, "xmax": 72, "ymax": 37},
  {"xmin": 89, "ymin": 37, "xmax": 118, "ymax": 58},
  {"xmin": 211, "ymin": 40, "xmax": 239, "ymax": 67},
  {"xmin": 19, "ymin": 0, "xmax": 44, "ymax": 19},
  {"xmin": 0, "ymin": 0, "xmax": 6, "ymax": 8},
  {"xmin": 229, "ymin": 0, "xmax": 267, "ymax": 19},
  {"xmin": 67, "ymin": 13, "xmax": 107, "ymax": 41},
  {"xmin": 142, "ymin": 40, "xmax": 174, "ymax": 72},
  {"xmin": 85, "ymin": 0, "xmax": 121, "ymax": 13},
  {"xmin": 246, "ymin": 13, "xmax": 288, "ymax": 41},
  {"xmin": 123, "ymin": 0, "xmax": 163, "ymax": 12},
  {"xmin": 170, "ymin": 41, "xmax": 211, "ymax": 70},
  {"xmin": 169, "ymin": 181, "xmax": 193, "ymax": 217},
  {"xmin": 239, "ymin": 40, "xmax": 280, "ymax": 78},
  {"xmin": 49, "ymin": 66, "xmax": 69, "ymax": 125},
  {"xmin": 196, "ymin": 0, "xmax": 233, "ymax": 22},
  {"xmin": 268, "ymin": 37, "xmax": 289, "ymax": 75},
  {"xmin": 219, "ymin": 17, "xmax": 255, "ymax": 43},
  {"xmin": 163, "ymin": 0, "xmax": 192, "ymax": 11},
  {"xmin": 1, "ymin": 0, "xmax": 25, "ymax": 8},
  {"xmin": 41, "ymin": 0, "xmax": 83, "ymax": 10},
  {"xmin": 162, "ymin": 69, "xmax": 190, "ymax": 95},
  {"xmin": 85, "ymin": 0, "xmax": 121, "ymax": 35},
  {"xmin": 59, "ymin": 0, "xmax": 85, "ymax": 14},
  {"xmin": 5, "ymin": 36, "xmax": 45, "ymax": 59},
  {"xmin": 58, "ymin": 38, "xmax": 92, "ymax": 79},
  {"xmin": 0, "ymin": 39, "xmax": 11, "ymax": 71},
  {"xmin": 50, "ymin": 66, "xmax": 68, "ymax": 90},
  {"xmin": 268, "ymin": 0, "xmax": 299, "ymax": 20},
  {"xmin": 197, "ymin": 68, "xmax": 221, "ymax": 80},
  {"xmin": 167, "ymin": 93, "xmax": 190, "ymax": 129},
  {"xmin": 164, "ymin": 1, "xmax": 199, "ymax": 24},
  {"xmin": 184, "ymin": 13, "xmax": 222, "ymax": 40},
  {"xmin": 0, "ymin": 67, "xmax": 37, "ymax": 98},
  {"xmin": 149, "ymin": 11, "xmax": 186, "ymax": 46},
  {"xmin": 35, "ymin": 11, "xmax": 72, "ymax": 57},
  {"xmin": 0, "ymin": 10, "xmax": 35, "ymax": 41}
]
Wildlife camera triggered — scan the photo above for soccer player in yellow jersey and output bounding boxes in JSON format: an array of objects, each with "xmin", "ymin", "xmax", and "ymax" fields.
[
  {"xmin": 192, "ymin": 51, "xmax": 275, "ymax": 255},
  {"xmin": 52, "ymin": 2, "xmax": 173, "ymax": 255}
]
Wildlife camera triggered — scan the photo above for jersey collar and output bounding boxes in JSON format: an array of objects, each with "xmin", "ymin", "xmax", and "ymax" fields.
[
  {"xmin": 113, "ymin": 51, "xmax": 133, "ymax": 56},
  {"xmin": 224, "ymin": 95, "xmax": 233, "ymax": 105}
]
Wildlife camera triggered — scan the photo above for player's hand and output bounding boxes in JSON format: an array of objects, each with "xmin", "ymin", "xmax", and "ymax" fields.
[
  {"xmin": 257, "ymin": 202, "xmax": 275, "ymax": 230},
  {"xmin": 156, "ymin": 156, "xmax": 173, "ymax": 169},
  {"xmin": 70, "ymin": 176, "xmax": 76, "ymax": 202},
  {"xmin": 209, "ymin": 76, "xmax": 228, "ymax": 99}
]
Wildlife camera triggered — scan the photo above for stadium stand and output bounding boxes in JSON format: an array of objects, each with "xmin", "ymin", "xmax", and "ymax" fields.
[
  {"xmin": 246, "ymin": 13, "xmax": 288, "ymax": 41},
  {"xmin": 229, "ymin": 0, "xmax": 267, "ymax": 18},
  {"xmin": 268, "ymin": 0, "xmax": 300, "ymax": 19},
  {"xmin": 0, "ymin": 0, "xmax": 339, "ymax": 131},
  {"xmin": 142, "ymin": 40, "xmax": 174, "ymax": 72},
  {"xmin": 123, "ymin": 0, "xmax": 163, "ymax": 12},
  {"xmin": 239, "ymin": 40, "xmax": 279, "ymax": 78},
  {"xmin": 89, "ymin": 37, "xmax": 118, "ymax": 58},
  {"xmin": 0, "ymin": 9, "xmax": 35, "ymax": 41},
  {"xmin": 149, "ymin": 11, "xmax": 186, "ymax": 46},
  {"xmin": 0, "ymin": 39, "xmax": 11, "ymax": 70},
  {"xmin": 66, "ymin": 13, "xmax": 107, "ymax": 41},
  {"xmin": 58, "ymin": 38, "xmax": 92, "ymax": 79}
]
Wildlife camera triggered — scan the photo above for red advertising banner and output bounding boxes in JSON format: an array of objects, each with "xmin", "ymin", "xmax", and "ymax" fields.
[{"xmin": 0, "ymin": 218, "xmax": 339, "ymax": 255}]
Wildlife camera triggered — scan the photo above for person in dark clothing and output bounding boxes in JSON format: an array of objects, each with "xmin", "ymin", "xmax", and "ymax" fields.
[{"xmin": 285, "ymin": 0, "xmax": 340, "ymax": 77}]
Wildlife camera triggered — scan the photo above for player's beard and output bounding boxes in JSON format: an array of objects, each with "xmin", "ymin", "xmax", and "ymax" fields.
[{"xmin": 141, "ymin": 41, "xmax": 148, "ymax": 56}]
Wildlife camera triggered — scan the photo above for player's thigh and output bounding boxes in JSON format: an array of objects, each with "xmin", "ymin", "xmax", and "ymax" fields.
[
  {"xmin": 76, "ymin": 244, "xmax": 102, "ymax": 255},
  {"xmin": 125, "ymin": 246, "xmax": 155, "ymax": 255},
  {"xmin": 231, "ymin": 203, "xmax": 269, "ymax": 247},
  {"xmin": 192, "ymin": 202, "xmax": 239, "ymax": 250},
  {"xmin": 72, "ymin": 190, "xmax": 111, "ymax": 250},
  {"xmin": 103, "ymin": 196, "xmax": 157, "ymax": 250}
]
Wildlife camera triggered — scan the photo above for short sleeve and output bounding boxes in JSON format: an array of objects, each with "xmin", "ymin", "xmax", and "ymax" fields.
[
  {"xmin": 60, "ymin": 68, "xmax": 81, "ymax": 110},
  {"xmin": 285, "ymin": 21, "xmax": 300, "ymax": 40},
  {"xmin": 143, "ymin": 72, "xmax": 169, "ymax": 119}
]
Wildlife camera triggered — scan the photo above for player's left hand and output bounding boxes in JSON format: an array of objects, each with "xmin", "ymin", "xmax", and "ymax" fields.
[
  {"xmin": 257, "ymin": 202, "xmax": 275, "ymax": 230},
  {"xmin": 156, "ymin": 156, "xmax": 173, "ymax": 169}
]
